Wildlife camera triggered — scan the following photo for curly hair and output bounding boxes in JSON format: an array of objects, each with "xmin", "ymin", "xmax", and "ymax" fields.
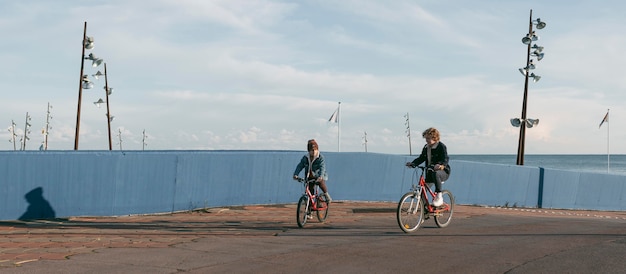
[{"xmin": 422, "ymin": 127, "xmax": 440, "ymax": 142}]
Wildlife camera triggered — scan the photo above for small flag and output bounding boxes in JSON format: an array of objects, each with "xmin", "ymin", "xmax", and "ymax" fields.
[
  {"xmin": 328, "ymin": 108, "xmax": 339, "ymax": 123},
  {"xmin": 599, "ymin": 111, "xmax": 609, "ymax": 128}
]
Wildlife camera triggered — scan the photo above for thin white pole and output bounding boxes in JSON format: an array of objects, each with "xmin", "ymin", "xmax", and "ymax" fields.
[
  {"xmin": 607, "ymin": 109, "xmax": 610, "ymax": 173},
  {"xmin": 337, "ymin": 102, "xmax": 341, "ymax": 152}
]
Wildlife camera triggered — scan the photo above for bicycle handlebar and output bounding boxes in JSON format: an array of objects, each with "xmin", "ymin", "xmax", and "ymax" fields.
[
  {"xmin": 293, "ymin": 176, "xmax": 318, "ymax": 183},
  {"xmin": 406, "ymin": 165, "xmax": 435, "ymax": 172}
]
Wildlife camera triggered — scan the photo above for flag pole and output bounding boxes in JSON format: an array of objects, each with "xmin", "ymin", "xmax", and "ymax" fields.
[
  {"xmin": 337, "ymin": 102, "xmax": 341, "ymax": 152},
  {"xmin": 607, "ymin": 108, "xmax": 610, "ymax": 173}
]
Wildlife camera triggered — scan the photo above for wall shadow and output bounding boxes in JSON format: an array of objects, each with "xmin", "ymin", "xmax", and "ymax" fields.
[{"xmin": 18, "ymin": 187, "xmax": 56, "ymax": 220}]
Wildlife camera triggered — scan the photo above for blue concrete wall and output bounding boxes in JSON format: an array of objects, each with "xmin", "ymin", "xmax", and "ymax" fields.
[{"xmin": 1, "ymin": 151, "xmax": 624, "ymax": 220}]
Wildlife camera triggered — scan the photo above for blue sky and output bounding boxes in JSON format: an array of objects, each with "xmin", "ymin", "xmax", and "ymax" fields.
[{"xmin": 0, "ymin": 0, "xmax": 624, "ymax": 154}]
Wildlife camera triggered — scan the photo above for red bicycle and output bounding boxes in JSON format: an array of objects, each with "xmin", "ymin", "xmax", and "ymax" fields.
[
  {"xmin": 397, "ymin": 165, "xmax": 454, "ymax": 233},
  {"xmin": 294, "ymin": 176, "xmax": 329, "ymax": 228}
]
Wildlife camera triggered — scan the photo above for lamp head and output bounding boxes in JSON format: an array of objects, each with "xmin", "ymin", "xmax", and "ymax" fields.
[
  {"xmin": 534, "ymin": 18, "xmax": 546, "ymax": 29},
  {"xmin": 93, "ymin": 71, "xmax": 104, "ymax": 79},
  {"xmin": 92, "ymin": 58, "xmax": 103, "ymax": 67},
  {"xmin": 94, "ymin": 98, "xmax": 105, "ymax": 108},
  {"xmin": 531, "ymin": 33, "xmax": 539, "ymax": 41},
  {"xmin": 519, "ymin": 68, "xmax": 527, "ymax": 76},
  {"xmin": 533, "ymin": 52, "xmax": 545, "ymax": 61},
  {"xmin": 510, "ymin": 118, "xmax": 522, "ymax": 127},
  {"xmin": 530, "ymin": 73, "xmax": 541, "ymax": 82},
  {"xmin": 84, "ymin": 36, "xmax": 95, "ymax": 50},
  {"xmin": 526, "ymin": 119, "xmax": 540, "ymax": 128},
  {"xmin": 531, "ymin": 44, "xmax": 544, "ymax": 53},
  {"xmin": 81, "ymin": 74, "xmax": 93, "ymax": 89}
]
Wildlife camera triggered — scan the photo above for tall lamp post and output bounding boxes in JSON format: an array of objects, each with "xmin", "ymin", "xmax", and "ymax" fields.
[
  {"xmin": 513, "ymin": 9, "xmax": 546, "ymax": 165},
  {"xmin": 74, "ymin": 21, "xmax": 103, "ymax": 150},
  {"xmin": 362, "ymin": 131, "xmax": 368, "ymax": 152},
  {"xmin": 8, "ymin": 120, "xmax": 17, "ymax": 151},
  {"xmin": 42, "ymin": 103, "xmax": 52, "ymax": 150},
  {"xmin": 404, "ymin": 112, "xmax": 412, "ymax": 155},
  {"xmin": 93, "ymin": 63, "xmax": 114, "ymax": 150}
]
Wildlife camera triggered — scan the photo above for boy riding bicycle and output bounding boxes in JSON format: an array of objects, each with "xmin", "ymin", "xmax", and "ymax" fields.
[{"xmin": 406, "ymin": 127, "xmax": 451, "ymax": 206}]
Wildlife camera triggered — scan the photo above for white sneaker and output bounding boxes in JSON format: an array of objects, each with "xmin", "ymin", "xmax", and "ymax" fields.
[{"xmin": 432, "ymin": 192, "xmax": 443, "ymax": 207}]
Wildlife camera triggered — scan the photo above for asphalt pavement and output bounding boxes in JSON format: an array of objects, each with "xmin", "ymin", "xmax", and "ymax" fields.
[{"xmin": 1, "ymin": 202, "xmax": 625, "ymax": 273}]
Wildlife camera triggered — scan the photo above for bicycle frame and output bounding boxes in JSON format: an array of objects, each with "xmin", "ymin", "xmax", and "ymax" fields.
[
  {"xmin": 410, "ymin": 167, "xmax": 450, "ymax": 214},
  {"xmin": 298, "ymin": 177, "xmax": 327, "ymax": 212}
]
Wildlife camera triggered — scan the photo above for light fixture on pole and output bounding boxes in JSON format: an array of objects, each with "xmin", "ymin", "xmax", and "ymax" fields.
[
  {"xmin": 42, "ymin": 103, "xmax": 52, "ymax": 150},
  {"xmin": 142, "ymin": 129, "xmax": 148, "ymax": 151},
  {"xmin": 8, "ymin": 120, "xmax": 17, "ymax": 151},
  {"xmin": 404, "ymin": 112, "xmax": 412, "ymax": 155},
  {"xmin": 22, "ymin": 112, "xmax": 31, "ymax": 150},
  {"xmin": 513, "ymin": 9, "xmax": 546, "ymax": 165},
  {"xmin": 117, "ymin": 128, "xmax": 123, "ymax": 150},
  {"xmin": 74, "ymin": 21, "xmax": 103, "ymax": 150},
  {"xmin": 362, "ymin": 131, "xmax": 368, "ymax": 152},
  {"xmin": 92, "ymin": 62, "xmax": 114, "ymax": 150}
]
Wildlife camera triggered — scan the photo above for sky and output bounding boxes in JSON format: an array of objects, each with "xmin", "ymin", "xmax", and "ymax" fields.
[{"xmin": 0, "ymin": 0, "xmax": 624, "ymax": 154}]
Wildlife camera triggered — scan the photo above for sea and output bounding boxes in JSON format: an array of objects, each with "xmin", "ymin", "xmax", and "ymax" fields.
[{"xmin": 450, "ymin": 154, "xmax": 626, "ymax": 176}]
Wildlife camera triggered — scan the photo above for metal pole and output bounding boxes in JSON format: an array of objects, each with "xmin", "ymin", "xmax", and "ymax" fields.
[
  {"xmin": 44, "ymin": 103, "xmax": 51, "ymax": 150},
  {"xmin": 405, "ymin": 112, "xmax": 412, "ymax": 156},
  {"xmin": 516, "ymin": 10, "xmax": 533, "ymax": 165},
  {"xmin": 10, "ymin": 120, "xmax": 16, "ymax": 151},
  {"xmin": 22, "ymin": 112, "xmax": 30, "ymax": 150},
  {"xmin": 607, "ymin": 108, "xmax": 610, "ymax": 173},
  {"xmin": 74, "ymin": 21, "xmax": 87, "ymax": 150},
  {"xmin": 337, "ymin": 102, "xmax": 341, "ymax": 152},
  {"xmin": 104, "ymin": 63, "xmax": 113, "ymax": 150}
]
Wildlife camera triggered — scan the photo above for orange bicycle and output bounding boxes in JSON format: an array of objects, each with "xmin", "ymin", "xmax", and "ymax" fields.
[
  {"xmin": 397, "ymin": 165, "xmax": 454, "ymax": 233},
  {"xmin": 294, "ymin": 176, "xmax": 329, "ymax": 228}
]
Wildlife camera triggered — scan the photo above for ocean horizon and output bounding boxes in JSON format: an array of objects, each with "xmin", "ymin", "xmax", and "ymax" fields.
[{"xmin": 450, "ymin": 154, "xmax": 625, "ymax": 176}]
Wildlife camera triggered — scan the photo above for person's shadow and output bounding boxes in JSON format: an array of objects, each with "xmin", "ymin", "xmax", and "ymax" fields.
[{"xmin": 18, "ymin": 187, "xmax": 56, "ymax": 220}]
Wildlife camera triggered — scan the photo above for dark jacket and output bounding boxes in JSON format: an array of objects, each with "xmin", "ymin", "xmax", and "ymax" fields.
[{"xmin": 409, "ymin": 142, "xmax": 451, "ymax": 174}]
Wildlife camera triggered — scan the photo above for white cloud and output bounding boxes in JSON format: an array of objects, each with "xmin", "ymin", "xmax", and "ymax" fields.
[{"xmin": 0, "ymin": 0, "xmax": 625, "ymax": 155}]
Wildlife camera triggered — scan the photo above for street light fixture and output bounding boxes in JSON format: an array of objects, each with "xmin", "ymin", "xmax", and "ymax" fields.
[
  {"xmin": 404, "ymin": 112, "xmax": 412, "ymax": 155},
  {"xmin": 41, "ymin": 103, "xmax": 52, "ymax": 150},
  {"xmin": 513, "ymin": 9, "xmax": 546, "ymax": 165},
  {"xmin": 74, "ymin": 21, "xmax": 103, "ymax": 150},
  {"xmin": 92, "ymin": 63, "xmax": 114, "ymax": 150},
  {"xmin": 8, "ymin": 120, "xmax": 17, "ymax": 151}
]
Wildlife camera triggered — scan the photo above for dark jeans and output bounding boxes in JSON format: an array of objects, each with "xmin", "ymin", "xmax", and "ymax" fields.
[{"xmin": 426, "ymin": 169, "xmax": 449, "ymax": 193}]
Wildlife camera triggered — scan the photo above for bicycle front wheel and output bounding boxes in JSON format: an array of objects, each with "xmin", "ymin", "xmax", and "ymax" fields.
[
  {"xmin": 296, "ymin": 195, "xmax": 309, "ymax": 228},
  {"xmin": 316, "ymin": 195, "xmax": 329, "ymax": 222},
  {"xmin": 397, "ymin": 192, "xmax": 424, "ymax": 233},
  {"xmin": 434, "ymin": 190, "xmax": 454, "ymax": 228}
]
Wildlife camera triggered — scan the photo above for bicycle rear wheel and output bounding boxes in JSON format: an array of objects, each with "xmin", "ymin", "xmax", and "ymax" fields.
[
  {"xmin": 434, "ymin": 190, "xmax": 454, "ymax": 228},
  {"xmin": 397, "ymin": 192, "xmax": 424, "ymax": 233},
  {"xmin": 316, "ymin": 195, "xmax": 329, "ymax": 222},
  {"xmin": 296, "ymin": 195, "xmax": 309, "ymax": 228}
]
